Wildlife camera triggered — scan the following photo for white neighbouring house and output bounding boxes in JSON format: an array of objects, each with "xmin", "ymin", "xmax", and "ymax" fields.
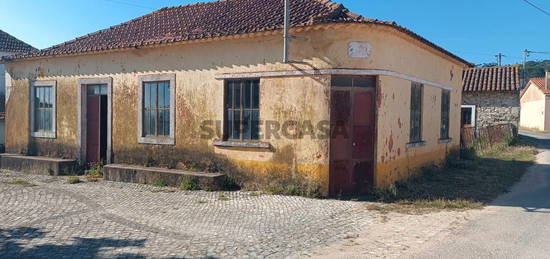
[{"xmin": 0, "ymin": 30, "xmax": 36, "ymax": 148}]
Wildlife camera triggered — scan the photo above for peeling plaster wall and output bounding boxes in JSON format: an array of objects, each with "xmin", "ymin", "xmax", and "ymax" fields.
[
  {"xmin": 374, "ymin": 76, "xmax": 462, "ymax": 187},
  {"xmin": 5, "ymin": 24, "xmax": 467, "ymax": 193},
  {"xmin": 463, "ymin": 92, "xmax": 520, "ymax": 128}
]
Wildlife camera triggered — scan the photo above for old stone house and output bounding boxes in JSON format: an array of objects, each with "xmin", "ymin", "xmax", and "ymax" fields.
[
  {"xmin": 2, "ymin": 0, "xmax": 470, "ymax": 196},
  {"xmin": 519, "ymin": 72, "xmax": 550, "ymax": 131},
  {"xmin": 461, "ymin": 65, "xmax": 521, "ymax": 130},
  {"xmin": 0, "ymin": 30, "xmax": 36, "ymax": 150}
]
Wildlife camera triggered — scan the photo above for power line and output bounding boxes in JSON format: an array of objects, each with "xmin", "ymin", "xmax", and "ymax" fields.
[
  {"xmin": 100, "ymin": 0, "xmax": 155, "ymax": 10},
  {"xmin": 521, "ymin": 0, "xmax": 550, "ymax": 16}
]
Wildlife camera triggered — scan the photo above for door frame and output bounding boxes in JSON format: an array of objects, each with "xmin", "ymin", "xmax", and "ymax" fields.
[
  {"xmin": 77, "ymin": 77, "xmax": 113, "ymax": 164},
  {"xmin": 328, "ymin": 75, "xmax": 379, "ymax": 195}
]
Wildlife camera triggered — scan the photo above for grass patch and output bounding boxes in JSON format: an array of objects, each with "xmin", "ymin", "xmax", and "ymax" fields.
[
  {"xmin": 179, "ymin": 177, "xmax": 200, "ymax": 191},
  {"xmin": 365, "ymin": 138, "xmax": 537, "ymax": 213},
  {"xmin": 151, "ymin": 180, "xmax": 168, "ymax": 187},
  {"xmin": 218, "ymin": 194, "xmax": 230, "ymax": 201},
  {"xmin": 66, "ymin": 176, "xmax": 81, "ymax": 184},
  {"xmin": 84, "ymin": 163, "xmax": 103, "ymax": 182},
  {"xmin": 241, "ymin": 172, "xmax": 323, "ymax": 198},
  {"xmin": 5, "ymin": 179, "xmax": 36, "ymax": 187}
]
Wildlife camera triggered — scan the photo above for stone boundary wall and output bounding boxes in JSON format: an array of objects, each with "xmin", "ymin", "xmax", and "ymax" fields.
[{"xmin": 463, "ymin": 92, "xmax": 520, "ymax": 128}]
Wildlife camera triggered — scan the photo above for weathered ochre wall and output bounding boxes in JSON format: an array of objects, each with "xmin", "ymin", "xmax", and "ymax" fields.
[
  {"xmin": 374, "ymin": 76, "xmax": 461, "ymax": 187},
  {"xmin": 314, "ymin": 25, "xmax": 465, "ymax": 188},
  {"xmin": 520, "ymin": 82, "xmax": 547, "ymax": 131},
  {"xmin": 5, "ymin": 23, "xmax": 467, "ymax": 193}
]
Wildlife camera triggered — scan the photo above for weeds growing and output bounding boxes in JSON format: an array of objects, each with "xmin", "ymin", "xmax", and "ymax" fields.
[
  {"xmin": 365, "ymin": 137, "xmax": 537, "ymax": 213},
  {"xmin": 5, "ymin": 179, "xmax": 36, "ymax": 187}
]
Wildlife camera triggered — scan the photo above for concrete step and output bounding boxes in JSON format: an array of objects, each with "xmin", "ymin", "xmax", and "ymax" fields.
[
  {"xmin": 0, "ymin": 153, "xmax": 78, "ymax": 176},
  {"xmin": 103, "ymin": 164, "xmax": 229, "ymax": 190}
]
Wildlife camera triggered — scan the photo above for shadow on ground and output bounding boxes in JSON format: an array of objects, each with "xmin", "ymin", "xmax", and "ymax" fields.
[{"xmin": 0, "ymin": 227, "xmax": 147, "ymax": 259}]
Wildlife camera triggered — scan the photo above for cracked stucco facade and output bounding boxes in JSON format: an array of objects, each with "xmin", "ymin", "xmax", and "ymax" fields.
[{"xmin": 4, "ymin": 24, "xmax": 468, "ymax": 194}]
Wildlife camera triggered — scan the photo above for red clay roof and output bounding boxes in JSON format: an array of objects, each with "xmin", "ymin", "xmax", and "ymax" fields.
[
  {"xmin": 4, "ymin": 0, "xmax": 470, "ymax": 65},
  {"xmin": 462, "ymin": 65, "xmax": 521, "ymax": 92},
  {"xmin": 529, "ymin": 77, "xmax": 550, "ymax": 94},
  {"xmin": 0, "ymin": 30, "xmax": 36, "ymax": 53}
]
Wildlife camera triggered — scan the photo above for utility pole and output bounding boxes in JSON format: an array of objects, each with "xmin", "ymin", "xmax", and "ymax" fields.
[
  {"xmin": 495, "ymin": 53, "xmax": 505, "ymax": 66},
  {"xmin": 282, "ymin": 0, "xmax": 307, "ymax": 63},
  {"xmin": 523, "ymin": 49, "xmax": 531, "ymax": 87},
  {"xmin": 283, "ymin": 0, "xmax": 290, "ymax": 63}
]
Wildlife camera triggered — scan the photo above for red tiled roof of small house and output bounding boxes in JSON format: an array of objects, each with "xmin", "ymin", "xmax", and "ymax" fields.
[
  {"xmin": 3, "ymin": 0, "xmax": 470, "ymax": 66},
  {"xmin": 0, "ymin": 30, "xmax": 36, "ymax": 53},
  {"xmin": 462, "ymin": 65, "xmax": 521, "ymax": 92}
]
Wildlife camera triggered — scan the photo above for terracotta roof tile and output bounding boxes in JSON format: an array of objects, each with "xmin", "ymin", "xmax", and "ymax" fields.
[
  {"xmin": 4, "ymin": 0, "xmax": 470, "ymax": 65},
  {"xmin": 529, "ymin": 77, "xmax": 550, "ymax": 94},
  {"xmin": 0, "ymin": 30, "xmax": 36, "ymax": 53},
  {"xmin": 462, "ymin": 65, "xmax": 521, "ymax": 92}
]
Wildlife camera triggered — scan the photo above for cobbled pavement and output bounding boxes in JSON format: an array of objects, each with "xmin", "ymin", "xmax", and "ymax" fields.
[{"xmin": 0, "ymin": 170, "xmax": 377, "ymax": 258}]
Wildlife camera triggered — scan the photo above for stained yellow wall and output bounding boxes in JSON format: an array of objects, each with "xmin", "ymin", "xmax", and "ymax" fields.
[
  {"xmin": 5, "ymin": 23, "xmax": 467, "ymax": 194},
  {"xmin": 520, "ymin": 82, "xmax": 548, "ymax": 131}
]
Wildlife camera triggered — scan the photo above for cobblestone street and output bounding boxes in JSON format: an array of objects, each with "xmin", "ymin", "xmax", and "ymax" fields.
[
  {"xmin": 0, "ymin": 170, "xmax": 378, "ymax": 258},
  {"xmin": 0, "ymin": 170, "xmax": 479, "ymax": 259}
]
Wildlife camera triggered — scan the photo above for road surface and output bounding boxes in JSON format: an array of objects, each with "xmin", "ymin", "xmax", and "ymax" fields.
[{"xmin": 408, "ymin": 130, "xmax": 550, "ymax": 259}]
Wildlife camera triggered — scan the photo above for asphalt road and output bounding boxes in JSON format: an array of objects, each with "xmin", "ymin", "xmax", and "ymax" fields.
[{"xmin": 407, "ymin": 131, "xmax": 550, "ymax": 259}]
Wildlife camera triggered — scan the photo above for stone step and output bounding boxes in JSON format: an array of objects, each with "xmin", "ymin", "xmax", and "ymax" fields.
[
  {"xmin": 103, "ymin": 164, "xmax": 229, "ymax": 190},
  {"xmin": 0, "ymin": 153, "xmax": 78, "ymax": 176}
]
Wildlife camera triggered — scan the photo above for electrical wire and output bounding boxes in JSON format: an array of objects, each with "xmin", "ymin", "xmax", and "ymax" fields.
[
  {"xmin": 100, "ymin": 0, "xmax": 155, "ymax": 10},
  {"xmin": 521, "ymin": 0, "xmax": 550, "ymax": 16}
]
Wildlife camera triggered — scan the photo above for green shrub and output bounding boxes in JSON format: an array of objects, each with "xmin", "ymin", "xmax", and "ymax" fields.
[
  {"xmin": 151, "ymin": 180, "xmax": 167, "ymax": 187},
  {"xmin": 179, "ymin": 177, "xmax": 200, "ymax": 191},
  {"xmin": 85, "ymin": 163, "xmax": 103, "ymax": 181}
]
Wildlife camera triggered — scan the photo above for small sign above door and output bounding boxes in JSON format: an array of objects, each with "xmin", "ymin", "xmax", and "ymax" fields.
[{"xmin": 348, "ymin": 42, "xmax": 372, "ymax": 58}]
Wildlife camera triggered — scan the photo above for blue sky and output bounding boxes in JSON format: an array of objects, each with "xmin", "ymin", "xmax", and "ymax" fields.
[{"xmin": 1, "ymin": 0, "xmax": 549, "ymax": 65}]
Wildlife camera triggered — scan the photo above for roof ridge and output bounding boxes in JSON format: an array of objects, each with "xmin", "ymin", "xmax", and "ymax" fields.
[
  {"xmin": 5, "ymin": 0, "xmax": 470, "ymax": 66},
  {"xmin": 163, "ymin": 0, "xmax": 229, "ymax": 10},
  {"xmin": 466, "ymin": 64, "xmax": 521, "ymax": 70},
  {"xmin": 0, "ymin": 29, "xmax": 36, "ymax": 53}
]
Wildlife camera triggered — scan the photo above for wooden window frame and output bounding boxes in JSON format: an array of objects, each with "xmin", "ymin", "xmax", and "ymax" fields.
[
  {"xmin": 440, "ymin": 89, "xmax": 451, "ymax": 140},
  {"xmin": 409, "ymin": 82, "xmax": 423, "ymax": 144},
  {"xmin": 137, "ymin": 74, "xmax": 175, "ymax": 145},
  {"xmin": 223, "ymin": 79, "xmax": 260, "ymax": 142},
  {"xmin": 30, "ymin": 80, "xmax": 56, "ymax": 139}
]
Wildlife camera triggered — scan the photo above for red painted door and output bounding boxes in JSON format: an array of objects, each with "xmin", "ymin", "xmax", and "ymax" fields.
[
  {"xmin": 351, "ymin": 89, "xmax": 376, "ymax": 194},
  {"xmin": 86, "ymin": 95, "xmax": 101, "ymax": 164},
  {"xmin": 330, "ymin": 76, "xmax": 376, "ymax": 196}
]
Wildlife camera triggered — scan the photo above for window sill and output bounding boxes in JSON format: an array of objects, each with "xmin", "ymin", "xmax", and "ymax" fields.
[
  {"xmin": 31, "ymin": 131, "xmax": 56, "ymax": 139},
  {"xmin": 138, "ymin": 136, "xmax": 174, "ymax": 145},
  {"xmin": 406, "ymin": 141, "xmax": 426, "ymax": 148},
  {"xmin": 213, "ymin": 140, "xmax": 271, "ymax": 149},
  {"xmin": 438, "ymin": 138, "xmax": 453, "ymax": 144}
]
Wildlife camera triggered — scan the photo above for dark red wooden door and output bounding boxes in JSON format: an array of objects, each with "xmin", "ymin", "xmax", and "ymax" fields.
[
  {"xmin": 86, "ymin": 96, "xmax": 101, "ymax": 164},
  {"xmin": 329, "ymin": 79, "xmax": 376, "ymax": 196}
]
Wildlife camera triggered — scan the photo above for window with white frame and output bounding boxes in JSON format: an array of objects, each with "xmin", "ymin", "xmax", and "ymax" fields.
[
  {"xmin": 138, "ymin": 74, "xmax": 175, "ymax": 145},
  {"xmin": 31, "ymin": 81, "xmax": 56, "ymax": 138}
]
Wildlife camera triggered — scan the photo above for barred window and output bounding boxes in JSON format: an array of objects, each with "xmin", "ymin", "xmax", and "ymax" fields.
[
  {"xmin": 143, "ymin": 81, "xmax": 171, "ymax": 137},
  {"xmin": 224, "ymin": 79, "xmax": 260, "ymax": 141},
  {"xmin": 440, "ymin": 90, "xmax": 451, "ymax": 139},
  {"xmin": 410, "ymin": 82, "xmax": 423, "ymax": 143},
  {"xmin": 33, "ymin": 86, "xmax": 54, "ymax": 132}
]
